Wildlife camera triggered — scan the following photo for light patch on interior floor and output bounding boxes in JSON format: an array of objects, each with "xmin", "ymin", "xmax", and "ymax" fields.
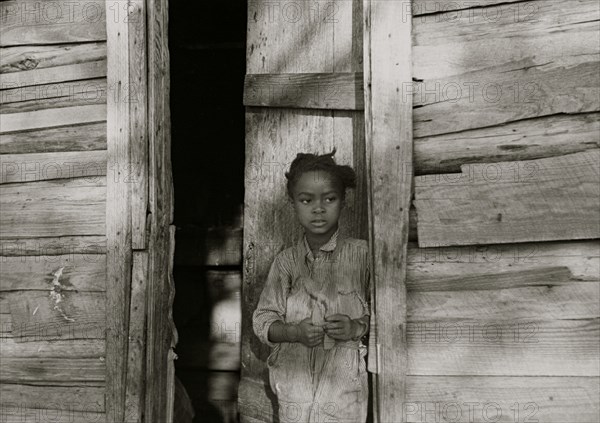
[{"xmin": 48, "ymin": 266, "xmax": 75, "ymax": 322}]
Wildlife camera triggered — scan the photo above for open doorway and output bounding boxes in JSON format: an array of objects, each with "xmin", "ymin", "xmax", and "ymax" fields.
[{"xmin": 169, "ymin": 2, "xmax": 247, "ymax": 422}]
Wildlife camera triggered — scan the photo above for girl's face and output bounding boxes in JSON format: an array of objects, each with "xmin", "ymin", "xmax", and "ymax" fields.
[{"xmin": 290, "ymin": 170, "xmax": 343, "ymax": 239}]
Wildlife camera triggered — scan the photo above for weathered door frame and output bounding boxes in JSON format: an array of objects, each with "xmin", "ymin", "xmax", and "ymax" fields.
[{"xmin": 105, "ymin": 0, "xmax": 176, "ymax": 422}]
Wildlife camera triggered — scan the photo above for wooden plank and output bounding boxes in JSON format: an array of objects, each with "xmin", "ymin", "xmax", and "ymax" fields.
[
  {"xmin": 0, "ymin": 356, "xmax": 105, "ymax": 382},
  {"xmin": 407, "ymin": 318, "xmax": 600, "ymax": 376},
  {"xmin": 407, "ymin": 240, "xmax": 600, "ymax": 291},
  {"xmin": 0, "ymin": 0, "xmax": 107, "ymax": 46},
  {"xmin": 145, "ymin": 0, "xmax": 175, "ymax": 419},
  {"xmin": 0, "ymin": 104, "xmax": 107, "ymax": 133},
  {"xmin": 414, "ymin": 112, "xmax": 600, "ymax": 174},
  {"xmin": 0, "ymin": 253, "xmax": 106, "ymax": 291},
  {"xmin": 3, "ymin": 290, "xmax": 105, "ymax": 341},
  {"xmin": 0, "ymin": 60, "xmax": 106, "ymax": 88},
  {"xmin": 0, "ymin": 79, "xmax": 107, "ymax": 114},
  {"xmin": 0, "ymin": 409, "xmax": 105, "ymax": 422},
  {"xmin": 243, "ymin": 73, "xmax": 364, "ymax": 110},
  {"xmin": 0, "ymin": 177, "xmax": 106, "ymax": 239},
  {"xmin": 412, "ymin": 0, "xmax": 600, "ymax": 137},
  {"xmin": 0, "ymin": 338, "xmax": 105, "ymax": 357},
  {"xmin": 0, "ymin": 383, "xmax": 105, "ymax": 412},
  {"xmin": 414, "ymin": 150, "xmax": 600, "ymax": 247},
  {"xmin": 105, "ymin": 0, "xmax": 133, "ymax": 420},
  {"xmin": 0, "ymin": 42, "xmax": 106, "ymax": 74},
  {"xmin": 409, "ymin": 282, "xmax": 599, "ymax": 321},
  {"xmin": 0, "ymin": 235, "xmax": 106, "ymax": 256},
  {"xmin": 129, "ymin": 0, "xmax": 148, "ymax": 250},
  {"xmin": 125, "ymin": 251, "xmax": 148, "ymax": 422},
  {"xmin": 0, "ymin": 122, "xmax": 107, "ymax": 154},
  {"xmin": 405, "ymin": 376, "xmax": 600, "ymax": 423},
  {"xmin": 0, "ymin": 150, "xmax": 107, "ymax": 184},
  {"xmin": 364, "ymin": 0, "xmax": 412, "ymax": 421}
]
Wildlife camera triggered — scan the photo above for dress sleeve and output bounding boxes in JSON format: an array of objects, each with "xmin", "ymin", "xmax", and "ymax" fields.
[{"xmin": 252, "ymin": 254, "xmax": 290, "ymax": 348}]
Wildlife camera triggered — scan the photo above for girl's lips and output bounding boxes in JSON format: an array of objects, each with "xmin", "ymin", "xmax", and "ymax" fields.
[{"xmin": 311, "ymin": 220, "xmax": 327, "ymax": 226}]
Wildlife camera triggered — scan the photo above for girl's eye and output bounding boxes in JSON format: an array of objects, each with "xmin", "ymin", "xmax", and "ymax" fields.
[
  {"xmin": 300, "ymin": 199, "xmax": 310, "ymax": 204},
  {"xmin": 325, "ymin": 197, "xmax": 337, "ymax": 202}
]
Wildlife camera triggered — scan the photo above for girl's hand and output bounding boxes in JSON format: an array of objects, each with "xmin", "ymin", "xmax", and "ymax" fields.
[
  {"xmin": 323, "ymin": 314, "xmax": 359, "ymax": 340},
  {"xmin": 296, "ymin": 317, "xmax": 325, "ymax": 347}
]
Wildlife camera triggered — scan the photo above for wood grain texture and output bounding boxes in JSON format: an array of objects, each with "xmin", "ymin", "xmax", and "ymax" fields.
[
  {"xmin": 0, "ymin": 150, "xmax": 106, "ymax": 184},
  {"xmin": 145, "ymin": 0, "xmax": 175, "ymax": 420},
  {"xmin": 0, "ymin": 60, "xmax": 106, "ymax": 88},
  {"xmin": 3, "ymin": 290, "xmax": 105, "ymax": 341},
  {"xmin": 405, "ymin": 376, "xmax": 600, "ymax": 423},
  {"xmin": 0, "ymin": 177, "xmax": 106, "ymax": 239},
  {"xmin": 0, "ymin": 42, "xmax": 106, "ymax": 74},
  {"xmin": 414, "ymin": 112, "xmax": 600, "ymax": 174},
  {"xmin": 105, "ymin": 0, "xmax": 132, "ymax": 419},
  {"xmin": 0, "ymin": 410, "xmax": 105, "ymax": 423},
  {"xmin": 412, "ymin": 0, "xmax": 600, "ymax": 137},
  {"xmin": 364, "ymin": 0, "xmax": 412, "ymax": 421},
  {"xmin": 407, "ymin": 240, "xmax": 600, "ymax": 291},
  {"xmin": 244, "ymin": 72, "xmax": 364, "ymax": 110},
  {"xmin": 0, "ymin": 122, "xmax": 107, "ymax": 154},
  {"xmin": 0, "ymin": 235, "xmax": 105, "ymax": 256},
  {"xmin": 0, "ymin": 104, "xmax": 107, "ymax": 133},
  {"xmin": 407, "ymin": 318, "xmax": 600, "ymax": 376},
  {"xmin": 0, "ymin": 383, "xmax": 105, "ymax": 413},
  {"xmin": 129, "ymin": 0, "xmax": 148, "ymax": 250},
  {"xmin": 125, "ymin": 250, "xmax": 148, "ymax": 423},
  {"xmin": 0, "ymin": 79, "xmax": 107, "ymax": 114},
  {"xmin": 414, "ymin": 150, "xmax": 600, "ymax": 246},
  {"xmin": 0, "ymin": 253, "xmax": 106, "ymax": 291},
  {"xmin": 0, "ymin": 0, "xmax": 107, "ymax": 46}
]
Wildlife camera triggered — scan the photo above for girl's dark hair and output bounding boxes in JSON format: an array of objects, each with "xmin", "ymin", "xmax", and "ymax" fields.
[{"xmin": 285, "ymin": 148, "xmax": 356, "ymax": 198}]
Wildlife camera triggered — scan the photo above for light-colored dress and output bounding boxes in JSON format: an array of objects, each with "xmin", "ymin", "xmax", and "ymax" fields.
[{"xmin": 253, "ymin": 229, "xmax": 372, "ymax": 423}]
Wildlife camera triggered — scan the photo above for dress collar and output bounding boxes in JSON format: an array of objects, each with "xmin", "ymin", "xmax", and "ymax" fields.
[{"xmin": 301, "ymin": 227, "xmax": 341, "ymax": 261}]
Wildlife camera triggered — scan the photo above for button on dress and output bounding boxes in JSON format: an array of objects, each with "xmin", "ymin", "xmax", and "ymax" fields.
[{"xmin": 253, "ymin": 229, "xmax": 373, "ymax": 423}]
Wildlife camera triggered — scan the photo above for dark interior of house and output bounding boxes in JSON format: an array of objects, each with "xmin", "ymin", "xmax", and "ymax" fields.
[{"xmin": 170, "ymin": 2, "xmax": 247, "ymax": 421}]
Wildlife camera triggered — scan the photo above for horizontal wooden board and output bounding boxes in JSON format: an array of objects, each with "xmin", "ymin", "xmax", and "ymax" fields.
[
  {"xmin": 412, "ymin": 0, "xmax": 600, "ymax": 137},
  {"xmin": 0, "ymin": 0, "xmax": 107, "ymax": 46},
  {"xmin": 0, "ymin": 78, "xmax": 107, "ymax": 114},
  {"xmin": 0, "ymin": 60, "xmax": 106, "ymax": 89},
  {"xmin": 0, "ymin": 104, "xmax": 107, "ymax": 133},
  {"xmin": 405, "ymin": 376, "xmax": 600, "ymax": 423},
  {"xmin": 414, "ymin": 150, "xmax": 600, "ymax": 246},
  {"xmin": 244, "ymin": 73, "xmax": 363, "ymax": 110},
  {"xmin": 2, "ymin": 290, "xmax": 106, "ymax": 341},
  {"xmin": 0, "ymin": 253, "xmax": 106, "ymax": 291},
  {"xmin": 0, "ymin": 409, "xmax": 105, "ymax": 423},
  {"xmin": 407, "ymin": 318, "xmax": 599, "ymax": 376},
  {"xmin": 1, "ymin": 383, "xmax": 105, "ymax": 412},
  {"xmin": 0, "ymin": 177, "xmax": 106, "ymax": 239},
  {"xmin": 0, "ymin": 338, "xmax": 105, "ymax": 357},
  {"xmin": 407, "ymin": 240, "xmax": 600, "ymax": 290},
  {"xmin": 409, "ymin": 282, "xmax": 599, "ymax": 321},
  {"xmin": 0, "ymin": 235, "xmax": 106, "ymax": 256},
  {"xmin": 1, "ymin": 355, "xmax": 105, "ymax": 383},
  {"xmin": 414, "ymin": 112, "xmax": 600, "ymax": 174},
  {"xmin": 0, "ymin": 150, "xmax": 107, "ymax": 184},
  {"xmin": 0, "ymin": 122, "xmax": 107, "ymax": 154},
  {"xmin": 0, "ymin": 42, "xmax": 106, "ymax": 74}
]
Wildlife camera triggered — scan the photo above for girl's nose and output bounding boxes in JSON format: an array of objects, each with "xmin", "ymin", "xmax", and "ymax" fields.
[{"xmin": 313, "ymin": 201, "xmax": 324, "ymax": 213}]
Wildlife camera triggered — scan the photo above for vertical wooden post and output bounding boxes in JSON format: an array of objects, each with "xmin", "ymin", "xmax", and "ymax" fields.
[
  {"xmin": 363, "ymin": 0, "xmax": 412, "ymax": 421},
  {"xmin": 105, "ymin": 1, "xmax": 133, "ymax": 421}
]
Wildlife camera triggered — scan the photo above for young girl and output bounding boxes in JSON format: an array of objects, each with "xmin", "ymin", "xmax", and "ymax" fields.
[{"xmin": 253, "ymin": 149, "xmax": 371, "ymax": 423}]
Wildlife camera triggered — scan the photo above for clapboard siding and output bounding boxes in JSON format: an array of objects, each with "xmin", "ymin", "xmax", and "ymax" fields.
[
  {"xmin": 412, "ymin": 0, "xmax": 600, "ymax": 137},
  {"xmin": 0, "ymin": 177, "xmax": 106, "ymax": 239},
  {"xmin": 0, "ymin": 253, "xmax": 106, "ymax": 291},
  {"xmin": 405, "ymin": 376, "xmax": 600, "ymax": 423},
  {"xmin": 0, "ymin": 235, "xmax": 106, "ymax": 256},
  {"xmin": 0, "ymin": 0, "xmax": 107, "ymax": 46},
  {"xmin": 0, "ymin": 383, "xmax": 105, "ymax": 412},
  {"xmin": 0, "ymin": 104, "xmax": 107, "ymax": 133},
  {"xmin": 0, "ymin": 42, "xmax": 106, "ymax": 74},
  {"xmin": 414, "ymin": 150, "xmax": 600, "ymax": 246},
  {"xmin": 0, "ymin": 150, "xmax": 107, "ymax": 184},
  {"xmin": 414, "ymin": 112, "xmax": 600, "ymax": 174},
  {"xmin": 408, "ymin": 318, "xmax": 599, "ymax": 376},
  {"xmin": 0, "ymin": 122, "xmax": 107, "ymax": 154},
  {"xmin": 0, "ymin": 60, "xmax": 106, "ymax": 89}
]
